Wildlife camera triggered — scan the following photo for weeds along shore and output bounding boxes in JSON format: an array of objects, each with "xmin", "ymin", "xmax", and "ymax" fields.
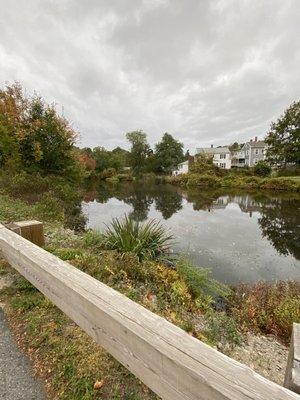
[{"xmin": 0, "ymin": 176, "xmax": 299, "ymax": 399}]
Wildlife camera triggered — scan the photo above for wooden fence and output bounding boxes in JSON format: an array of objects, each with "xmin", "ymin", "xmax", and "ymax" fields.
[
  {"xmin": 285, "ymin": 324, "xmax": 300, "ymax": 394},
  {"xmin": 0, "ymin": 222, "xmax": 299, "ymax": 400}
]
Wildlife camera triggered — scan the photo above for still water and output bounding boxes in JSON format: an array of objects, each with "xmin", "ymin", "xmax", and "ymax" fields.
[{"xmin": 82, "ymin": 183, "xmax": 300, "ymax": 284}]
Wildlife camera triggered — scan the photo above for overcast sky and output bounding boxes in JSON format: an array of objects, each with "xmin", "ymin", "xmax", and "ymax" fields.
[{"xmin": 0, "ymin": 0, "xmax": 299, "ymax": 151}]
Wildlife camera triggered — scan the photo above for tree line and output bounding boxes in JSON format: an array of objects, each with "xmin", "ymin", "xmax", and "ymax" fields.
[
  {"xmin": 79, "ymin": 130, "xmax": 186, "ymax": 177},
  {"xmin": 0, "ymin": 82, "xmax": 299, "ymax": 182}
]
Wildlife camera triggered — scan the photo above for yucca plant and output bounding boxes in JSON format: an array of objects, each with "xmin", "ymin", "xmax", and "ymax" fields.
[{"xmin": 103, "ymin": 215, "xmax": 173, "ymax": 261}]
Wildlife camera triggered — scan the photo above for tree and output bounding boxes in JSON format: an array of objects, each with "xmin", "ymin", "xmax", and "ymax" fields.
[
  {"xmin": 110, "ymin": 147, "xmax": 129, "ymax": 171},
  {"xmin": 265, "ymin": 101, "xmax": 300, "ymax": 167},
  {"xmin": 0, "ymin": 83, "xmax": 82, "ymax": 181},
  {"xmin": 154, "ymin": 133, "xmax": 184, "ymax": 174},
  {"xmin": 93, "ymin": 147, "xmax": 111, "ymax": 172},
  {"xmin": 126, "ymin": 130, "xmax": 151, "ymax": 175},
  {"xmin": 229, "ymin": 142, "xmax": 240, "ymax": 152},
  {"xmin": 19, "ymin": 98, "xmax": 78, "ymax": 177}
]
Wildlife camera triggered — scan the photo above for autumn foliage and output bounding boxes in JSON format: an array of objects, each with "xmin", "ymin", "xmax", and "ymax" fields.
[{"xmin": 0, "ymin": 83, "xmax": 82, "ymax": 181}]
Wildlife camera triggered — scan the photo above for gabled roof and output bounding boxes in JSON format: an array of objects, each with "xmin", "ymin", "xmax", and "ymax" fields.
[
  {"xmin": 196, "ymin": 147, "xmax": 230, "ymax": 155},
  {"xmin": 243, "ymin": 140, "xmax": 266, "ymax": 148}
]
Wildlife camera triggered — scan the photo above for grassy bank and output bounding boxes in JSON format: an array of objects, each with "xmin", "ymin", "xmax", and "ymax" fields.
[
  {"xmin": 0, "ymin": 184, "xmax": 299, "ymax": 398},
  {"xmin": 166, "ymin": 173, "xmax": 300, "ymax": 192}
]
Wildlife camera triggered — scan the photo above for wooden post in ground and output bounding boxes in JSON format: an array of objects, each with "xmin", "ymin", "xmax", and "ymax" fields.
[
  {"xmin": 285, "ymin": 323, "xmax": 300, "ymax": 394},
  {"xmin": 4, "ymin": 221, "xmax": 45, "ymax": 247}
]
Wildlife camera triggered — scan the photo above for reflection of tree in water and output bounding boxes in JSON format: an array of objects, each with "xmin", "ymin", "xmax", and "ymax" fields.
[
  {"xmin": 154, "ymin": 190, "xmax": 182, "ymax": 219},
  {"xmin": 125, "ymin": 191, "xmax": 152, "ymax": 221},
  {"xmin": 258, "ymin": 198, "xmax": 300, "ymax": 260},
  {"xmin": 183, "ymin": 189, "xmax": 219, "ymax": 211},
  {"xmin": 83, "ymin": 183, "xmax": 300, "ymax": 261}
]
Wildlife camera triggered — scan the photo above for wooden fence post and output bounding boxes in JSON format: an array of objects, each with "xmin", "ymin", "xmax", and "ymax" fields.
[
  {"xmin": 284, "ymin": 324, "xmax": 300, "ymax": 394},
  {"xmin": 4, "ymin": 221, "xmax": 44, "ymax": 247}
]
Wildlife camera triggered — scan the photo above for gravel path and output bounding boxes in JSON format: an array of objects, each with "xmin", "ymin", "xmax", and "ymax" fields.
[{"xmin": 0, "ymin": 306, "xmax": 46, "ymax": 400}]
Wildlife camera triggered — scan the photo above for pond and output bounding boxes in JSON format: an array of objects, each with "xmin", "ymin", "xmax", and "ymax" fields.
[{"xmin": 82, "ymin": 182, "xmax": 300, "ymax": 284}]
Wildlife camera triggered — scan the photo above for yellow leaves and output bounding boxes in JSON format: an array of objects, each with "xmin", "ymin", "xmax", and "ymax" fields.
[
  {"xmin": 33, "ymin": 142, "xmax": 43, "ymax": 162},
  {"xmin": 94, "ymin": 379, "xmax": 104, "ymax": 390}
]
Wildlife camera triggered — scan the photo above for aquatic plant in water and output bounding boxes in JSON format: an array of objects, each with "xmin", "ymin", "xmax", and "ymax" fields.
[{"xmin": 103, "ymin": 215, "xmax": 173, "ymax": 261}]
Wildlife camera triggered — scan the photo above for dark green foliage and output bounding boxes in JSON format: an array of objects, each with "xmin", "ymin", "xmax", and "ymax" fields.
[
  {"xmin": 175, "ymin": 258, "xmax": 231, "ymax": 300},
  {"xmin": 265, "ymin": 101, "xmax": 300, "ymax": 167},
  {"xmin": 154, "ymin": 133, "xmax": 184, "ymax": 174},
  {"xmin": 126, "ymin": 130, "xmax": 151, "ymax": 176},
  {"xmin": 102, "ymin": 215, "xmax": 173, "ymax": 261},
  {"xmin": 277, "ymin": 167, "xmax": 300, "ymax": 177},
  {"xmin": 92, "ymin": 146, "xmax": 129, "ymax": 174},
  {"xmin": 254, "ymin": 161, "xmax": 272, "ymax": 177}
]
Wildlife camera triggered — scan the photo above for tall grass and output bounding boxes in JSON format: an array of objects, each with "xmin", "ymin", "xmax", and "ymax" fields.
[{"xmin": 103, "ymin": 215, "xmax": 173, "ymax": 261}]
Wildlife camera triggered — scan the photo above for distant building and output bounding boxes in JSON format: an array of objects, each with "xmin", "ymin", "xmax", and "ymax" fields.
[
  {"xmin": 172, "ymin": 160, "xmax": 189, "ymax": 176},
  {"xmin": 196, "ymin": 145, "xmax": 232, "ymax": 169},
  {"xmin": 231, "ymin": 149, "xmax": 246, "ymax": 168},
  {"xmin": 231, "ymin": 137, "xmax": 267, "ymax": 168},
  {"xmin": 243, "ymin": 137, "xmax": 266, "ymax": 167}
]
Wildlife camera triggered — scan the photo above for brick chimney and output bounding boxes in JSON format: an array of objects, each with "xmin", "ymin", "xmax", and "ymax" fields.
[
  {"xmin": 255, "ymin": 136, "xmax": 258, "ymax": 142},
  {"xmin": 250, "ymin": 139, "xmax": 253, "ymax": 142},
  {"xmin": 211, "ymin": 144, "xmax": 213, "ymax": 148}
]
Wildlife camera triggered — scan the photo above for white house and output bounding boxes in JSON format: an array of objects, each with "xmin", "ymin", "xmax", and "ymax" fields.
[
  {"xmin": 231, "ymin": 149, "xmax": 246, "ymax": 168},
  {"xmin": 242, "ymin": 137, "xmax": 266, "ymax": 167},
  {"xmin": 172, "ymin": 160, "xmax": 189, "ymax": 176},
  {"xmin": 196, "ymin": 145, "xmax": 232, "ymax": 169}
]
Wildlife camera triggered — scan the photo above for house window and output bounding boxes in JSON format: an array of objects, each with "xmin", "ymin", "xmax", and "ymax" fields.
[
  {"xmin": 255, "ymin": 149, "xmax": 259, "ymax": 155},
  {"xmin": 220, "ymin": 154, "xmax": 226, "ymax": 159},
  {"xmin": 246, "ymin": 150, "xmax": 249, "ymax": 156},
  {"xmin": 220, "ymin": 163, "xmax": 226, "ymax": 169}
]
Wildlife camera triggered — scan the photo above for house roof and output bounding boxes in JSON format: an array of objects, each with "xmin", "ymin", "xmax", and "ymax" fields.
[
  {"xmin": 196, "ymin": 147, "xmax": 230, "ymax": 155},
  {"xmin": 243, "ymin": 140, "xmax": 266, "ymax": 148},
  {"xmin": 178, "ymin": 160, "xmax": 188, "ymax": 166}
]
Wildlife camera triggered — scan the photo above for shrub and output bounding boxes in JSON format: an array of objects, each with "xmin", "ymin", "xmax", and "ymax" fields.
[
  {"xmin": 203, "ymin": 311, "xmax": 243, "ymax": 348},
  {"xmin": 229, "ymin": 281, "xmax": 300, "ymax": 342},
  {"xmin": 0, "ymin": 171, "xmax": 49, "ymax": 196},
  {"xmin": 102, "ymin": 215, "xmax": 173, "ymax": 261},
  {"xmin": 99, "ymin": 168, "xmax": 116, "ymax": 179},
  {"xmin": 176, "ymin": 258, "xmax": 231, "ymax": 301},
  {"xmin": 34, "ymin": 192, "xmax": 64, "ymax": 221},
  {"xmin": 105, "ymin": 176, "xmax": 119, "ymax": 184},
  {"xmin": 277, "ymin": 167, "xmax": 300, "ymax": 177},
  {"xmin": 187, "ymin": 174, "xmax": 221, "ymax": 188},
  {"xmin": 260, "ymin": 177, "xmax": 299, "ymax": 191},
  {"xmin": 254, "ymin": 161, "xmax": 272, "ymax": 177}
]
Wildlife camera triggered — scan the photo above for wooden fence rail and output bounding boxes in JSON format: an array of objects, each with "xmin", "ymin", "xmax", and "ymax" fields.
[
  {"xmin": 0, "ymin": 223, "xmax": 299, "ymax": 400},
  {"xmin": 285, "ymin": 324, "xmax": 300, "ymax": 394}
]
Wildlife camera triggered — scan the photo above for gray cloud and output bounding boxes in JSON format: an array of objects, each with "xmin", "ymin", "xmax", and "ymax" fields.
[{"xmin": 0, "ymin": 0, "xmax": 299, "ymax": 151}]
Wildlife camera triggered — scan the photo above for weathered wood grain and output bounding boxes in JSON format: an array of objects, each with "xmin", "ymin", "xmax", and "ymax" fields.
[
  {"xmin": 285, "ymin": 324, "xmax": 300, "ymax": 394},
  {"xmin": 0, "ymin": 224, "xmax": 299, "ymax": 400},
  {"xmin": 3, "ymin": 220, "xmax": 45, "ymax": 246}
]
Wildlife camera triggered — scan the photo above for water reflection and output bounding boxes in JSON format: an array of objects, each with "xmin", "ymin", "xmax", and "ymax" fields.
[{"xmin": 82, "ymin": 182, "xmax": 300, "ymax": 282}]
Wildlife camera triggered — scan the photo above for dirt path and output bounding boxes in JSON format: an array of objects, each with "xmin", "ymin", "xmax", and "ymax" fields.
[{"xmin": 0, "ymin": 275, "xmax": 46, "ymax": 400}]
